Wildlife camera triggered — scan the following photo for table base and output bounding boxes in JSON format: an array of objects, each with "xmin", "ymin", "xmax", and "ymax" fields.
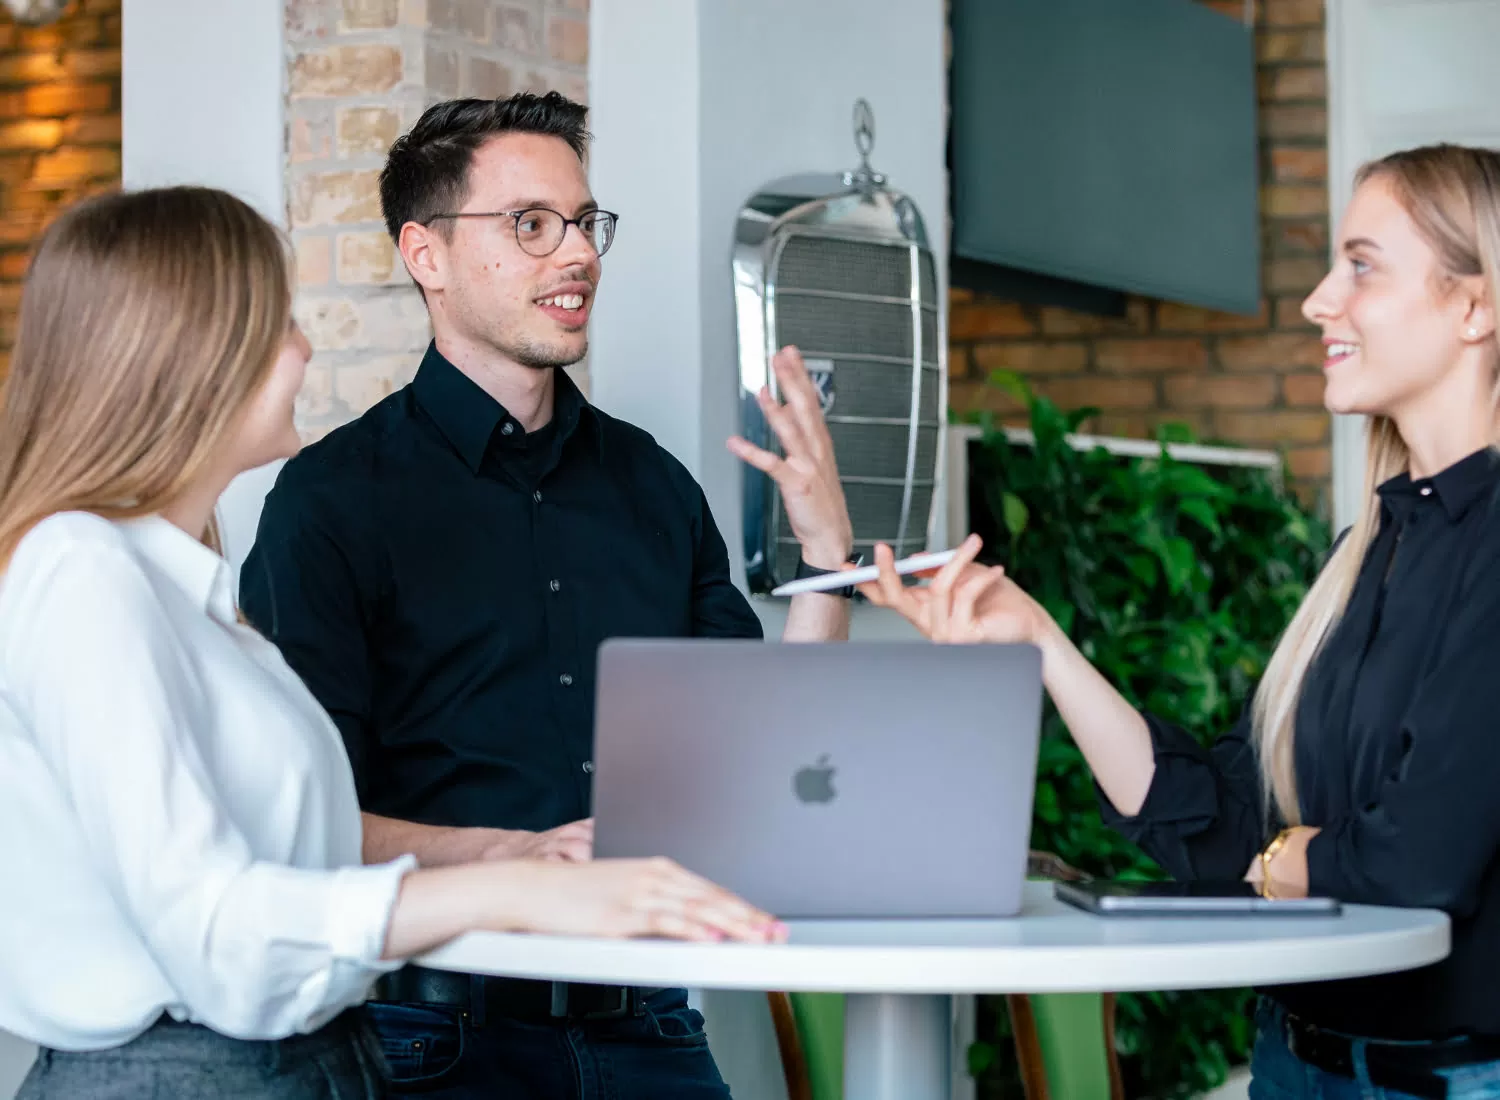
[{"xmin": 844, "ymin": 993, "xmax": 952, "ymax": 1100}]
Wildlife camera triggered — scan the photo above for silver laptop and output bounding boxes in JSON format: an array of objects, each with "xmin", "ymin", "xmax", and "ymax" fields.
[{"xmin": 591, "ymin": 639, "xmax": 1044, "ymax": 919}]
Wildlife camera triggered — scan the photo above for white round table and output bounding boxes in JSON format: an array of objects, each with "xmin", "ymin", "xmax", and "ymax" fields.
[{"xmin": 417, "ymin": 881, "xmax": 1450, "ymax": 1100}]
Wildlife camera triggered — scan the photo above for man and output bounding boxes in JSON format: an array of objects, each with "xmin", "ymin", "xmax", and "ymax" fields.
[{"xmin": 241, "ymin": 92, "xmax": 855, "ymax": 1098}]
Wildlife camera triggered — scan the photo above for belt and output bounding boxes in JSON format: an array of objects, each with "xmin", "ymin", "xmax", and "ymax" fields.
[
  {"xmin": 373, "ymin": 966, "xmax": 660, "ymax": 1027},
  {"xmin": 1284, "ymin": 1011, "xmax": 1500, "ymax": 1100}
]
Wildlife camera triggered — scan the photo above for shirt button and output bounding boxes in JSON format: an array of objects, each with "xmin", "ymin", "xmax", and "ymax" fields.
[
  {"xmin": 1419, "ymin": 486, "xmax": 1432, "ymax": 496},
  {"xmin": 549, "ymin": 579, "xmax": 561, "ymax": 592},
  {"xmin": 533, "ymin": 490, "xmax": 543, "ymax": 503},
  {"xmin": 559, "ymin": 673, "xmax": 574, "ymax": 686},
  {"xmin": 501, "ymin": 421, "xmax": 515, "ymax": 436},
  {"xmin": 582, "ymin": 760, "xmax": 595, "ymax": 775}
]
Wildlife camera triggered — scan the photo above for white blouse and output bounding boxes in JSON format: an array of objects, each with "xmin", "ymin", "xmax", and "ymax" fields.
[{"xmin": 0, "ymin": 512, "xmax": 415, "ymax": 1051}]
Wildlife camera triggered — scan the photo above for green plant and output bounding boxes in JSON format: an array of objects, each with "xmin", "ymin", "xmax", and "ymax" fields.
[{"xmin": 960, "ymin": 373, "xmax": 1332, "ymax": 1099}]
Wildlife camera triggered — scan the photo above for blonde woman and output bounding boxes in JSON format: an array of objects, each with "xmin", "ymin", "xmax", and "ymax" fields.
[
  {"xmin": 864, "ymin": 144, "xmax": 1500, "ymax": 1098},
  {"xmin": 0, "ymin": 186, "xmax": 783, "ymax": 1100}
]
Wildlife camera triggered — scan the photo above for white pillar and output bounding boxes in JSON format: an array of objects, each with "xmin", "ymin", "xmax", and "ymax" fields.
[
  {"xmin": 121, "ymin": 0, "xmax": 287, "ymax": 576},
  {"xmin": 122, "ymin": 0, "xmax": 283, "ymax": 223},
  {"xmin": 586, "ymin": 5, "xmax": 951, "ymax": 1097},
  {"xmin": 588, "ymin": 0, "xmax": 947, "ymax": 622},
  {"xmin": 587, "ymin": 0, "xmax": 705, "ymax": 476}
]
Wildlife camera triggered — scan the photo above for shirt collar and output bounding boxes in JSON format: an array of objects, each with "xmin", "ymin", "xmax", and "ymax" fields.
[
  {"xmin": 411, "ymin": 342, "xmax": 599, "ymax": 474},
  {"xmin": 118, "ymin": 515, "xmax": 238, "ymax": 623},
  {"xmin": 1377, "ymin": 445, "xmax": 1500, "ymax": 523}
]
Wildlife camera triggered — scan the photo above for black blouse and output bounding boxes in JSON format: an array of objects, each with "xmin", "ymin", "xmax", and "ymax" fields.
[{"xmin": 1102, "ymin": 446, "xmax": 1500, "ymax": 1040}]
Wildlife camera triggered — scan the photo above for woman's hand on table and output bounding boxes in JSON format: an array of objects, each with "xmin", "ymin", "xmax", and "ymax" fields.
[
  {"xmin": 492, "ymin": 857, "xmax": 789, "ymax": 943},
  {"xmin": 1243, "ymin": 826, "xmax": 1321, "ymax": 899}
]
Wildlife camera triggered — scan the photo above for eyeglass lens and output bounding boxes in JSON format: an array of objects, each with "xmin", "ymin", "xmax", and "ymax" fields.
[{"xmin": 515, "ymin": 209, "xmax": 616, "ymax": 257}]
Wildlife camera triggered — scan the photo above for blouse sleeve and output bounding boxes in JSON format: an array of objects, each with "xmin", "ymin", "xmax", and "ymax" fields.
[
  {"xmin": 1095, "ymin": 528, "xmax": 1354, "ymax": 881},
  {"xmin": 1097, "ymin": 705, "xmax": 1268, "ymax": 882},
  {"xmin": 4, "ymin": 524, "xmax": 413, "ymax": 1040}
]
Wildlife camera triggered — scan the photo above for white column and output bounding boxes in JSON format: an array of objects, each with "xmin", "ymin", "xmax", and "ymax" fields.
[
  {"xmin": 588, "ymin": 0, "xmax": 946, "ymax": 638},
  {"xmin": 122, "ymin": 0, "xmax": 283, "ymax": 223},
  {"xmin": 122, "ymin": 0, "xmax": 287, "ymax": 575},
  {"xmin": 586, "ymin": 0, "xmax": 705, "ymax": 474},
  {"xmin": 587, "ymin": 5, "xmax": 951, "ymax": 1098}
]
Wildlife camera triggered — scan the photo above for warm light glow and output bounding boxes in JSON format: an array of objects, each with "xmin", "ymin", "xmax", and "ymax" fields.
[{"xmin": 2, "ymin": 0, "xmax": 69, "ymax": 26}]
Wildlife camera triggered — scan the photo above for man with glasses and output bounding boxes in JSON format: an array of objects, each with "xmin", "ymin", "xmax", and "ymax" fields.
[{"xmin": 240, "ymin": 93, "xmax": 855, "ymax": 1098}]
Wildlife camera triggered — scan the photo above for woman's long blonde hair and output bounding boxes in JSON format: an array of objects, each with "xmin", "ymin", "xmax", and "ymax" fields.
[
  {"xmin": 0, "ymin": 186, "xmax": 291, "ymax": 564},
  {"xmin": 1252, "ymin": 144, "xmax": 1500, "ymax": 824}
]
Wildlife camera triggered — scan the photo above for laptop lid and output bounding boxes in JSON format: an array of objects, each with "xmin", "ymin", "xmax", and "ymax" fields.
[{"xmin": 591, "ymin": 639, "xmax": 1043, "ymax": 919}]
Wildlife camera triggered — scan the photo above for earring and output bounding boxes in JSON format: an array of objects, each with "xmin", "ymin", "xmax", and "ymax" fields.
[{"xmin": 1468, "ymin": 327, "xmax": 1481, "ymax": 339}]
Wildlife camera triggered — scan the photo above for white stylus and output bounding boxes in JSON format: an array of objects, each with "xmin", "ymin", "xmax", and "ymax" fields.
[{"xmin": 769, "ymin": 549, "xmax": 960, "ymax": 597}]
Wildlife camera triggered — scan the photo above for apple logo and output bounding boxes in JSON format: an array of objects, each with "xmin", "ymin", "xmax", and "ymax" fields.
[{"xmin": 793, "ymin": 755, "xmax": 837, "ymax": 804}]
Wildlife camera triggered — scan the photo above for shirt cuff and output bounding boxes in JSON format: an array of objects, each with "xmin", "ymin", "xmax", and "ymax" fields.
[
  {"xmin": 324, "ymin": 854, "xmax": 417, "ymax": 970},
  {"xmin": 1096, "ymin": 714, "xmax": 1220, "ymax": 833},
  {"xmin": 1303, "ymin": 821, "xmax": 1346, "ymax": 900}
]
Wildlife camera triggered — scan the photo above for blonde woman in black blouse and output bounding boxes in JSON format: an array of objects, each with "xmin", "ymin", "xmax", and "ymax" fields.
[{"xmin": 864, "ymin": 144, "xmax": 1500, "ymax": 1099}]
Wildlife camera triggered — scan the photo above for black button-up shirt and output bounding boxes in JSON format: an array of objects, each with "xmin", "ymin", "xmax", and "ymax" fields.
[
  {"xmin": 240, "ymin": 343, "xmax": 763, "ymax": 832},
  {"xmin": 1104, "ymin": 446, "xmax": 1500, "ymax": 1040}
]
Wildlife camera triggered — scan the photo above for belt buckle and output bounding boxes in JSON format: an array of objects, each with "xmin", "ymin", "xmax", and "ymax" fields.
[{"xmin": 550, "ymin": 983, "xmax": 638, "ymax": 1022}]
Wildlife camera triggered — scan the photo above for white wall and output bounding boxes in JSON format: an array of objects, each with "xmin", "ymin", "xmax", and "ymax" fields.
[
  {"xmin": 123, "ymin": 0, "xmax": 287, "ymax": 578},
  {"xmin": 589, "ymin": 0, "xmax": 946, "ymax": 643},
  {"xmin": 121, "ymin": 0, "xmax": 284, "ymax": 222},
  {"xmin": 588, "ymin": 4, "xmax": 948, "ymax": 1096}
]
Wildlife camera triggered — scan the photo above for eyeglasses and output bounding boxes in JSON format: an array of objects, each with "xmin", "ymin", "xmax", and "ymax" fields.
[{"xmin": 424, "ymin": 207, "xmax": 619, "ymax": 258}]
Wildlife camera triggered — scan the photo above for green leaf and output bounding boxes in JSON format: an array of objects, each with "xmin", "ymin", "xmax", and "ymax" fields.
[
  {"xmin": 1156, "ymin": 420, "xmax": 1198, "ymax": 445},
  {"xmin": 1052, "ymin": 601, "xmax": 1076, "ymax": 637},
  {"xmin": 1034, "ymin": 781, "xmax": 1062, "ymax": 824},
  {"xmin": 1159, "ymin": 535, "xmax": 1197, "ymax": 594},
  {"xmin": 1002, "ymin": 492, "xmax": 1029, "ymax": 537},
  {"xmin": 966, "ymin": 1040, "xmax": 998, "ymax": 1078},
  {"xmin": 1179, "ymin": 496, "xmax": 1222, "ymax": 537},
  {"xmin": 1164, "ymin": 462, "xmax": 1229, "ymax": 500},
  {"xmin": 986, "ymin": 369, "xmax": 1033, "ymax": 406},
  {"xmin": 1125, "ymin": 553, "xmax": 1159, "ymax": 588},
  {"xmin": 1065, "ymin": 405, "xmax": 1101, "ymax": 432}
]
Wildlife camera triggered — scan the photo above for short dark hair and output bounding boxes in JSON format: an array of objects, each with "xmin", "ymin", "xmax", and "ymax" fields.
[{"xmin": 378, "ymin": 92, "xmax": 591, "ymax": 243}]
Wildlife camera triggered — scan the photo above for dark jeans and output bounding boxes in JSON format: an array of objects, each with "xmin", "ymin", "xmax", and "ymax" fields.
[
  {"xmin": 366, "ymin": 987, "xmax": 732, "ymax": 1099},
  {"xmin": 1253, "ymin": 999, "xmax": 1500, "ymax": 1100},
  {"xmin": 18, "ymin": 1010, "xmax": 384, "ymax": 1100}
]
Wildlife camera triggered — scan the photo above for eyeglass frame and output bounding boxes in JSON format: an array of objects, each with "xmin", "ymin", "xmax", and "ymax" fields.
[{"xmin": 422, "ymin": 206, "xmax": 620, "ymax": 258}]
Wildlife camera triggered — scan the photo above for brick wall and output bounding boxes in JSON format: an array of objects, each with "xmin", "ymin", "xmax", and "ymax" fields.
[
  {"xmin": 948, "ymin": 0, "xmax": 1331, "ymax": 510},
  {"xmin": 285, "ymin": 0, "xmax": 590, "ymax": 440},
  {"xmin": 0, "ymin": 0, "xmax": 120, "ymax": 377}
]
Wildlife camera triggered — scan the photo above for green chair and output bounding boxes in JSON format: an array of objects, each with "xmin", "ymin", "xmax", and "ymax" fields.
[
  {"xmin": 788, "ymin": 992, "xmax": 843, "ymax": 1100},
  {"xmin": 1008, "ymin": 991, "xmax": 1124, "ymax": 1100},
  {"xmin": 767, "ymin": 853, "xmax": 1122, "ymax": 1100}
]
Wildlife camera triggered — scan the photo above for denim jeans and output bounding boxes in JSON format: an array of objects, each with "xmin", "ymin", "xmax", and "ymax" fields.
[
  {"xmin": 365, "ymin": 987, "xmax": 732, "ymax": 1099},
  {"xmin": 1252, "ymin": 999, "xmax": 1500, "ymax": 1100}
]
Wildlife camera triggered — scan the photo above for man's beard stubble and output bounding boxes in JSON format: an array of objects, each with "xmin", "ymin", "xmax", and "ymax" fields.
[{"xmin": 504, "ymin": 330, "xmax": 589, "ymax": 371}]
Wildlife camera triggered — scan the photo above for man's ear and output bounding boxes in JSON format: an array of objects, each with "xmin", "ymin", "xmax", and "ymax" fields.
[{"xmin": 398, "ymin": 221, "xmax": 446, "ymax": 295}]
